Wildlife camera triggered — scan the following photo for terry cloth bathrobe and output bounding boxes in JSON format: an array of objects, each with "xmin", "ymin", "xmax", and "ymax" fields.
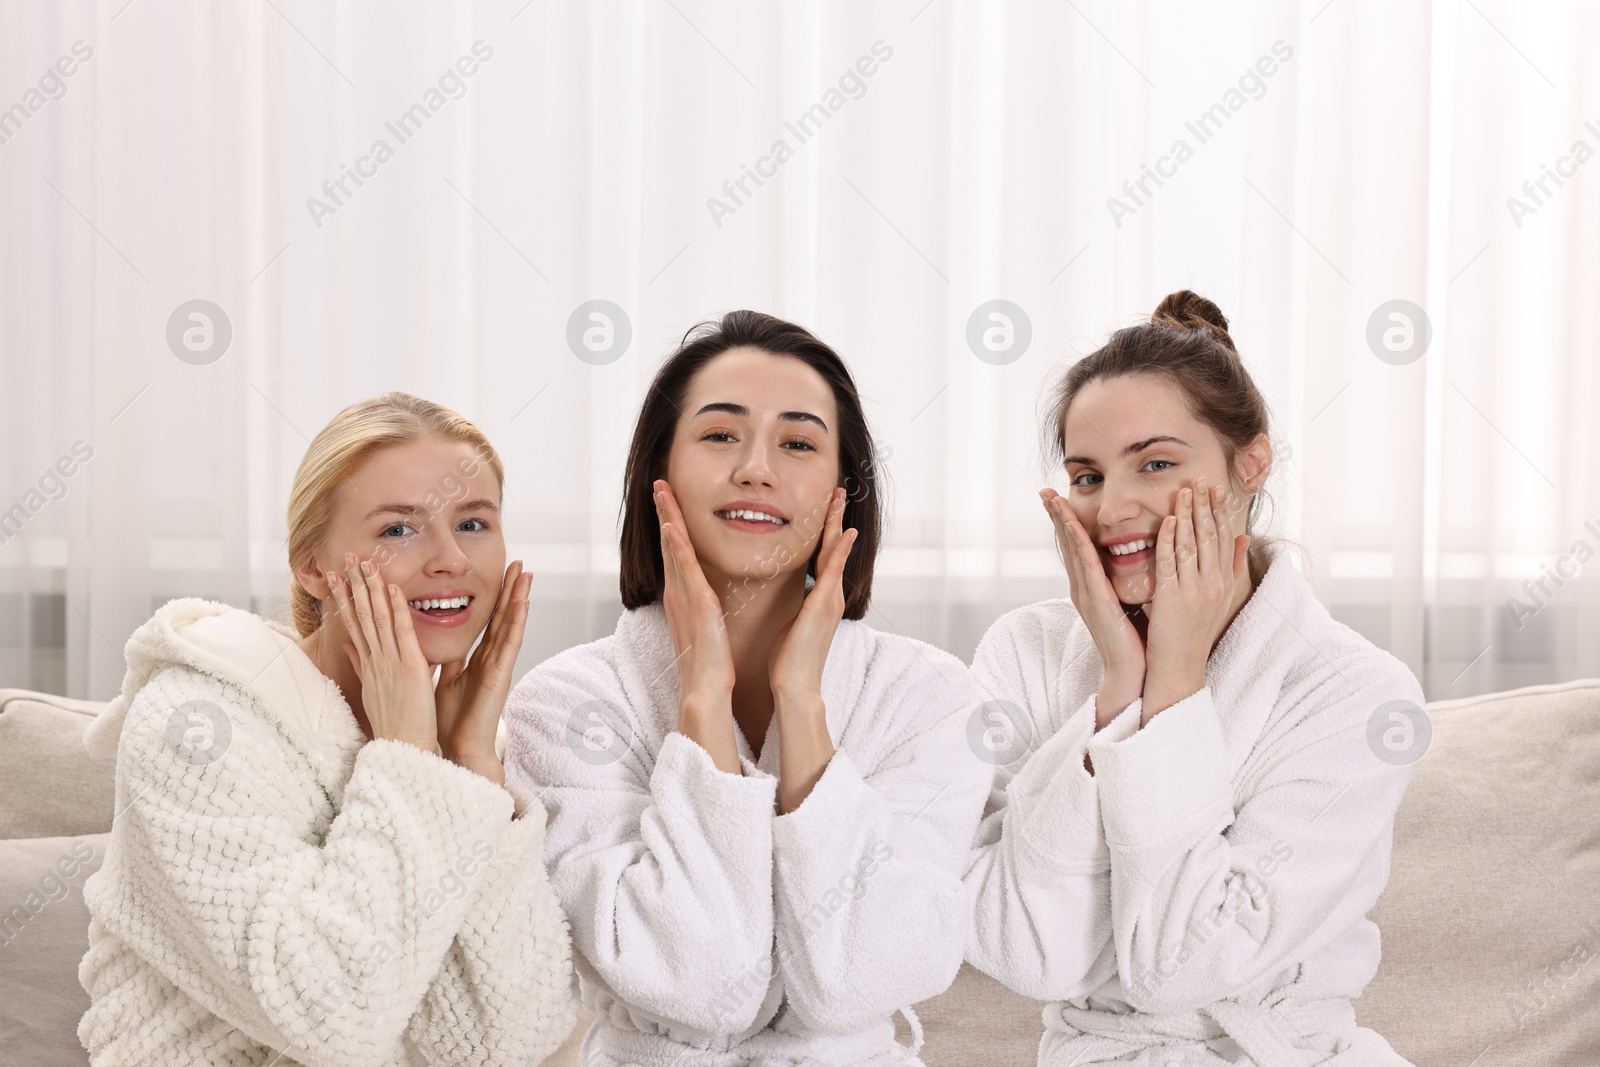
[
  {"xmin": 501, "ymin": 600, "xmax": 993, "ymax": 1067},
  {"xmin": 964, "ymin": 549, "xmax": 1426, "ymax": 1066},
  {"xmin": 76, "ymin": 598, "xmax": 579, "ymax": 1067}
]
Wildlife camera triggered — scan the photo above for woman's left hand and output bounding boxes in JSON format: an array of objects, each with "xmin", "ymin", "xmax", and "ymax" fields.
[
  {"xmin": 434, "ymin": 560, "xmax": 534, "ymax": 781},
  {"xmin": 1143, "ymin": 477, "xmax": 1249, "ymax": 715},
  {"xmin": 768, "ymin": 487, "xmax": 857, "ymax": 704}
]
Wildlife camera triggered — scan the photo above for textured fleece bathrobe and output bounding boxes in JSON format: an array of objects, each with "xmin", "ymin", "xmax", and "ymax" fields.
[
  {"xmin": 77, "ymin": 598, "xmax": 579, "ymax": 1067},
  {"xmin": 502, "ymin": 601, "xmax": 993, "ymax": 1067},
  {"xmin": 964, "ymin": 549, "xmax": 1426, "ymax": 1066}
]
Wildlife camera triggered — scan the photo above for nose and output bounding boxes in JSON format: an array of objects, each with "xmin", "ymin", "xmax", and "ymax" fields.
[
  {"xmin": 423, "ymin": 525, "xmax": 472, "ymax": 577},
  {"xmin": 1090, "ymin": 473, "xmax": 1148, "ymax": 535},
  {"xmin": 731, "ymin": 436, "xmax": 776, "ymax": 489}
]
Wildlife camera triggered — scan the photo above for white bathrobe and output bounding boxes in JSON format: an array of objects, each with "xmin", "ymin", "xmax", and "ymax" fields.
[
  {"xmin": 502, "ymin": 601, "xmax": 993, "ymax": 1067},
  {"xmin": 77, "ymin": 598, "xmax": 579, "ymax": 1067},
  {"xmin": 964, "ymin": 549, "xmax": 1425, "ymax": 1066}
]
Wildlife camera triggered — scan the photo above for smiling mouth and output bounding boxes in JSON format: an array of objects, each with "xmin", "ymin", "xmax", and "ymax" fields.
[
  {"xmin": 405, "ymin": 595, "xmax": 474, "ymax": 618},
  {"xmin": 1102, "ymin": 538, "xmax": 1156, "ymax": 565},
  {"xmin": 714, "ymin": 508, "xmax": 788, "ymax": 527}
]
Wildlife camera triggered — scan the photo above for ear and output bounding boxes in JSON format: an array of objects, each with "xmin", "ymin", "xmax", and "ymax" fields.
[
  {"xmin": 1236, "ymin": 432, "xmax": 1273, "ymax": 494},
  {"xmin": 293, "ymin": 551, "xmax": 331, "ymax": 602}
]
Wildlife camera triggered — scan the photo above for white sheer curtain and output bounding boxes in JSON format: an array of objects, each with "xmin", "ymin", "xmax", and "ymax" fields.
[{"xmin": 1, "ymin": 0, "xmax": 1595, "ymax": 702}]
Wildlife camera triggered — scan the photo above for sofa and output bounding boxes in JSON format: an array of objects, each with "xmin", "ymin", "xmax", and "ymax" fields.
[{"xmin": 3, "ymin": 679, "xmax": 1597, "ymax": 1066}]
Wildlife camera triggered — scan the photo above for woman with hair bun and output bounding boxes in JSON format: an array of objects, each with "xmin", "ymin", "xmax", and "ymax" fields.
[
  {"xmin": 963, "ymin": 292, "xmax": 1424, "ymax": 1065},
  {"xmin": 78, "ymin": 392, "xmax": 578, "ymax": 1066}
]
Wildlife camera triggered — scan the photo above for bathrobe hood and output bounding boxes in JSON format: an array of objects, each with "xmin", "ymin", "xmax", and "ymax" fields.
[{"xmin": 84, "ymin": 597, "xmax": 361, "ymax": 800}]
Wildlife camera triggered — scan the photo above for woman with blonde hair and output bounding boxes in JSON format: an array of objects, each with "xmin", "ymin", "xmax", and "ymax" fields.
[
  {"xmin": 964, "ymin": 292, "xmax": 1426, "ymax": 1066},
  {"xmin": 78, "ymin": 391, "xmax": 578, "ymax": 1066}
]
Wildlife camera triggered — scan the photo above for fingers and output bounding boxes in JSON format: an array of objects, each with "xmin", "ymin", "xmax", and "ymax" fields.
[
  {"xmin": 1211, "ymin": 482, "xmax": 1235, "ymax": 582},
  {"xmin": 817, "ymin": 494, "xmax": 855, "ymax": 594},
  {"xmin": 340, "ymin": 554, "xmax": 383, "ymax": 659},
  {"xmin": 653, "ymin": 479, "xmax": 689, "ymax": 534},
  {"xmin": 385, "ymin": 581, "xmax": 425, "ymax": 662},
  {"xmin": 1154, "ymin": 513, "xmax": 1177, "ymax": 593},
  {"xmin": 480, "ymin": 564, "xmax": 533, "ymax": 675},
  {"xmin": 327, "ymin": 572, "xmax": 364, "ymax": 661},
  {"xmin": 1192, "ymin": 477, "xmax": 1219, "ymax": 577},
  {"xmin": 1041, "ymin": 491, "xmax": 1081, "ymax": 602},
  {"xmin": 359, "ymin": 556, "xmax": 400, "ymax": 659},
  {"xmin": 1175, "ymin": 485, "xmax": 1197, "ymax": 581},
  {"xmin": 655, "ymin": 488, "xmax": 686, "ymax": 595},
  {"xmin": 479, "ymin": 559, "xmax": 520, "ymax": 645}
]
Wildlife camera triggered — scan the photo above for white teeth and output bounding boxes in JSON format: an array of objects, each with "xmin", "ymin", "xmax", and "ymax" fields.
[
  {"xmin": 717, "ymin": 509, "xmax": 787, "ymax": 525},
  {"xmin": 1107, "ymin": 538, "xmax": 1154, "ymax": 556},
  {"xmin": 408, "ymin": 596, "xmax": 471, "ymax": 610}
]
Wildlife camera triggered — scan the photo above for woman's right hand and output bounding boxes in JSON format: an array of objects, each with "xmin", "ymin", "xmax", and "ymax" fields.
[
  {"xmin": 1041, "ymin": 489, "xmax": 1146, "ymax": 729},
  {"xmin": 654, "ymin": 480, "xmax": 737, "ymax": 717},
  {"xmin": 328, "ymin": 552, "xmax": 439, "ymax": 753}
]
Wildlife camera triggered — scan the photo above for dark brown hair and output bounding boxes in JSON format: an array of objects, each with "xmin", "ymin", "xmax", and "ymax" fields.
[
  {"xmin": 618, "ymin": 310, "xmax": 882, "ymax": 618},
  {"xmin": 1044, "ymin": 290, "xmax": 1300, "ymax": 587}
]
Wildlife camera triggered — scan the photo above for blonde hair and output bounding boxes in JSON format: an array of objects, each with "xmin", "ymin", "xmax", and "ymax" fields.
[{"xmin": 286, "ymin": 392, "xmax": 506, "ymax": 637}]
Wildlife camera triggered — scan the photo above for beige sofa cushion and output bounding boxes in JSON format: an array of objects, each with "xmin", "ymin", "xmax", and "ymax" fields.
[
  {"xmin": 5, "ymin": 680, "xmax": 1596, "ymax": 1067},
  {"xmin": 1358, "ymin": 678, "xmax": 1600, "ymax": 1066},
  {"xmin": 0, "ymin": 833, "xmax": 107, "ymax": 1067},
  {"xmin": 0, "ymin": 690, "xmax": 115, "ymax": 840}
]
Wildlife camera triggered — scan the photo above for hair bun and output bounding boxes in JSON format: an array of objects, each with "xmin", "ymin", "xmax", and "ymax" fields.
[{"xmin": 1152, "ymin": 290, "xmax": 1235, "ymax": 351}]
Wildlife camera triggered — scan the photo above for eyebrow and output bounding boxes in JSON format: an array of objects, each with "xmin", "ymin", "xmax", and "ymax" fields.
[
  {"xmin": 1062, "ymin": 435, "xmax": 1191, "ymax": 467},
  {"xmin": 363, "ymin": 498, "xmax": 500, "ymax": 520},
  {"xmin": 693, "ymin": 401, "xmax": 829, "ymax": 434}
]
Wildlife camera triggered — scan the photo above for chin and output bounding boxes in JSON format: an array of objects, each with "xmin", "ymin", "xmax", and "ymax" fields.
[
  {"xmin": 1110, "ymin": 569, "xmax": 1156, "ymax": 605},
  {"xmin": 415, "ymin": 632, "xmax": 479, "ymax": 667}
]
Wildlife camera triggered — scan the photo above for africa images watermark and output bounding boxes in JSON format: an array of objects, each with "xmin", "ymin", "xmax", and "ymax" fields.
[
  {"xmin": 0, "ymin": 440, "xmax": 94, "ymax": 546},
  {"xmin": 305, "ymin": 41, "xmax": 495, "ymax": 229},
  {"xmin": 0, "ymin": 39, "xmax": 95, "ymax": 148},
  {"xmin": 1504, "ymin": 516, "xmax": 1600, "ymax": 630},
  {"xmin": 1504, "ymin": 116, "xmax": 1600, "ymax": 229},
  {"xmin": 705, "ymin": 39, "xmax": 894, "ymax": 229},
  {"xmin": 1106, "ymin": 40, "xmax": 1294, "ymax": 228},
  {"xmin": 0, "ymin": 839, "xmax": 99, "ymax": 951}
]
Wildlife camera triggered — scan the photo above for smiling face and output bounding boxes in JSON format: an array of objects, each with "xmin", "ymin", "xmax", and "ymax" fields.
[
  {"xmin": 664, "ymin": 346, "xmax": 841, "ymax": 593},
  {"xmin": 1061, "ymin": 373, "xmax": 1267, "ymax": 606},
  {"xmin": 294, "ymin": 436, "xmax": 505, "ymax": 665}
]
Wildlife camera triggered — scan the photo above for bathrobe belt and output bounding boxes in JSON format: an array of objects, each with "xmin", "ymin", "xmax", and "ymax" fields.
[
  {"xmin": 578, "ymin": 1004, "xmax": 926, "ymax": 1066},
  {"xmin": 1040, "ymin": 970, "xmax": 1357, "ymax": 1066}
]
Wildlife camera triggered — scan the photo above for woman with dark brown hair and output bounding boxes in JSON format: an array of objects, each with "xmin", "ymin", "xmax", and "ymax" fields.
[
  {"xmin": 964, "ymin": 292, "xmax": 1425, "ymax": 1066},
  {"xmin": 503, "ymin": 310, "xmax": 992, "ymax": 1066}
]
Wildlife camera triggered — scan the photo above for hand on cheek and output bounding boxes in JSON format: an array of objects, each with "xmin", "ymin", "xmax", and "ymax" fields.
[{"xmin": 1142, "ymin": 476, "xmax": 1249, "ymax": 720}]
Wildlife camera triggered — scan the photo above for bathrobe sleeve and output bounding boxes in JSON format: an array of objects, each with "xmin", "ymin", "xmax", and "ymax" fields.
[
  {"xmin": 502, "ymin": 651, "xmax": 781, "ymax": 1035},
  {"xmin": 962, "ymin": 606, "xmax": 1142, "ymax": 1001},
  {"xmin": 102, "ymin": 673, "xmax": 523, "ymax": 1067},
  {"xmin": 768, "ymin": 641, "xmax": 992, "ymax": 1032},
  {"xmin": 405, "ymin": 780, "xmax": 580, "ymax": 1065},
  {"xmin": 1086, "ymin": 656, "xmax": 1425, "ymax": 1014}
]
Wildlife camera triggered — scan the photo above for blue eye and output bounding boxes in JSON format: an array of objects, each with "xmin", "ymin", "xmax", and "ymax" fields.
[
  {"xmin": 381, "ymin": 523, "xmax": 416, "ymax": 537},
  {"xmin": 459, "ymin": 518, "xmax": 488, "ymax": 532}
]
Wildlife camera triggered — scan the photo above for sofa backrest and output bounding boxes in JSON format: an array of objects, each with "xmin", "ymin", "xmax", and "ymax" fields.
[
  {"xmin": 0, "ymin": 690, "xmax": 115, "ymax": 840},
  {"xmin": 3, "ymin": 680, "xmax": 1598, "ymax": 1067},
  {"xmin": 1357, "ymin": 677, "xmax": 1600, "ymax": 1067}
]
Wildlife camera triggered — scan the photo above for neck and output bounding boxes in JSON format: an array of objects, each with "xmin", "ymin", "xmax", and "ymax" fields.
[
  {"xmin": 297, "ymin": 618, "xmax": 372, "ymax": 742},
  {"xmin": 703, "ymin": 563, "xmax": 809, "ymax": 716}
]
